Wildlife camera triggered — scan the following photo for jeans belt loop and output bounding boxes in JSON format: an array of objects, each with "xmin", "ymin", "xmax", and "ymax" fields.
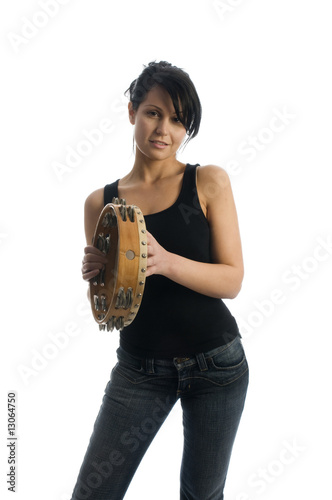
[
  {"xmin": 196, "ymin": 352, "xmax": 208, "ymax": 372},
  {"xmin": 145, "ymin": 357, "xmax": 155, "ymax": 374}
]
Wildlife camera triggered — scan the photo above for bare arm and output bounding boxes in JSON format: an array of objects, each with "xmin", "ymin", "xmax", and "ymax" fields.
[
  {"xmin": 81, "ymin": 188, "xmax": 108, "ymax": 301},
  {"xmin": 146, "ymin": 165, "xmax": 244, "ymax": 299},
  {"xmin": 84, "ymin": 188, "xmax": 105, "ymax": 245}
]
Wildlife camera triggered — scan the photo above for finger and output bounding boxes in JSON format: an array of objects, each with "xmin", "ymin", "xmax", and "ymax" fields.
[
  {"xmin": 146, "ymin": 232, "xmax": 155, "ymax": 244},
  {"xmin": 84, "ymin": 253, "xmax": 108, "ymax": 264},
  {"xmin": 84, "ymin": 245, "xmax": 106, "ymax": 257},
  {"xmin": 82, "ymin": 269, "xmax": 100, "ymax": 281},
  {"xmin": 145, "ymin": 265, "xmax": 156, "ymax": 277},
  {"xmin": 146, "ymin": 256, "xmax": 155, "ymax": 268},
  {"xmin": 82, "ymin": 262, "xmax": 105, "ymax": 273},
  {"xmin": 146, "ymin": 244, "xmax": 154, "ymax": 257}
]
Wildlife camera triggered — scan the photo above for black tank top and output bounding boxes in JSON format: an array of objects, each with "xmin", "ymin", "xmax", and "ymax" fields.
[{"xmin": 104, "ymin": 163, "xmax": 240, "ymax": 358}]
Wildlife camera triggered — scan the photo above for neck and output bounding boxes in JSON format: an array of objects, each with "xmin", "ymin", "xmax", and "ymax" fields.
[{"xmin": 127, "ymin": 148, "xmax": 186, "ymax": 184}]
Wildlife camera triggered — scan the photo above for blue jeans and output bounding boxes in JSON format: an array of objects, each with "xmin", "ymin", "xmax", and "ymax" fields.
[{"xmin": 70, "ymin": 336, "xmax": 249, "ymax": 500}]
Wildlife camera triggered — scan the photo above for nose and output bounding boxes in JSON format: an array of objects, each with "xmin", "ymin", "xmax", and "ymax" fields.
[{"xmin": 155, "ymin": 118, "xmax": 169, "ymax": 137}]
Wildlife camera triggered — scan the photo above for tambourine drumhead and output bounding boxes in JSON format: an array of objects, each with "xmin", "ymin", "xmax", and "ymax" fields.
[{"xmin": 89, "ymin": 198, "xmax": 147, "ymax": 331}]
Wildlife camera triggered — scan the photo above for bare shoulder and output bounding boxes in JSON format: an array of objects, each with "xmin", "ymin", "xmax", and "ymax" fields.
[
  {"xmin": 197, "ymin": 164, "xmax": 230, "ymax": 187},
  {"xmin": 85, "ymin": 187, "xmax": 104, "ymax": 212},
  {"xmin": 196, "ymin": 164, "xmax": 232, "ymax": 206}
]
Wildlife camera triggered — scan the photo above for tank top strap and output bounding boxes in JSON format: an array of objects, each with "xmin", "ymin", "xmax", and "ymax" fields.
[
  {"xmin": 175, "ymin": 163, "xmax": 200, "ymax": 207},
  {"xmin": 104, "ymin": 180, "xmax": 119, "ymax": 206}
]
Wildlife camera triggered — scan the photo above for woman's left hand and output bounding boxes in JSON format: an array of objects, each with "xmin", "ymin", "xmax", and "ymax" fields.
[{"xmin": 146, "ymin": 231, "xmax": 171, "ymax": 277}]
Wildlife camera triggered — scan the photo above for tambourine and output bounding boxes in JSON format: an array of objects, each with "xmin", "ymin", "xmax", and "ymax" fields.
[{"xmin": 89, "ymin": 197, "xmax": 147, "ymax": 331}]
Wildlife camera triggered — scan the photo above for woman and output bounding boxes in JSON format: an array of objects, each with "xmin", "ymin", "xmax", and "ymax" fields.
[{"xmin": 71, "ymin": 61, "xmax": 249, "ymax": 500}]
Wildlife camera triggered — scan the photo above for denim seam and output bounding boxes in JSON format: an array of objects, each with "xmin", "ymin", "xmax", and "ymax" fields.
[
  {"xmin": 208, "ymin": 355, "xmax": 247, "ymax": 371},
  {"xmin": 192, "ymin": 366, "xmax": 249, "ymax": 388},
  {"xmin": 114, "ymin": 368, "xmax": 178, "ymax": 385}
]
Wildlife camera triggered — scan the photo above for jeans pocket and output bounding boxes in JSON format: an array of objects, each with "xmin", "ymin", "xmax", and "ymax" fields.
[
  {"xmin": 206, "ymin": 337, "xmax": 249, "ymax": 386},
  {"xmin": 210, "ymin": 337, "xmax": 246, "ymax": 370},
  {"xmin": 113, "ymin": 348, "xmax": 151, "ymax": 384}
]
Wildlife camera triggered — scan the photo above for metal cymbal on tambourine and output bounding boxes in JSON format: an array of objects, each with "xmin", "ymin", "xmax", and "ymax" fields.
[{"xmin": 89, "ymin": 198, "xmax": 147, "ymax": 332}]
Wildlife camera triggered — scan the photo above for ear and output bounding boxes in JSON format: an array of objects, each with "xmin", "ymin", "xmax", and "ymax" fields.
[{"xmin": 128, "ymin": 102, "xmax": 136, "ymax": 125}]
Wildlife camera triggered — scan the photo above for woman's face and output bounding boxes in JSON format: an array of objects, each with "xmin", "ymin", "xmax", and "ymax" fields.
[{"xmin": 128, "ymin": 85, "xmax": 187, "ymax": 161}]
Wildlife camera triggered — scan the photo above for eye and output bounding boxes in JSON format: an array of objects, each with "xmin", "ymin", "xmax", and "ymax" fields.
[{"xmin": 147, "ymin": 110, "xmax": 159, "ymax": 117}]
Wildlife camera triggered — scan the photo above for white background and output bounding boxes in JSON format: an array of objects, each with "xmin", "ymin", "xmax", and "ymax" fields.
[{"xmin": 1, "ymin": 1, "xmax": 331, "ymax": 499}]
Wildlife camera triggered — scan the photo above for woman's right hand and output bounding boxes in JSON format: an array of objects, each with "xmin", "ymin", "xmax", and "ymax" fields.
[{"xmin": 81, "ymin": 245, "xmax": 108, "ymax": 282}]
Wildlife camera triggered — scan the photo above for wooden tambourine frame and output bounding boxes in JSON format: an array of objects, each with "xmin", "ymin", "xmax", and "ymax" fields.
[{"xmin": 89, "ymin": 198, "xmax": 147, "ymax": 331}]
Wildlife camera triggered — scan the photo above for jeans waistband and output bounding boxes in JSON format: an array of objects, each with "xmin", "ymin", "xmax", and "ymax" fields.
[{"xmin": 117, "ymin": 337, "xmax": 240, "ymax": 374}]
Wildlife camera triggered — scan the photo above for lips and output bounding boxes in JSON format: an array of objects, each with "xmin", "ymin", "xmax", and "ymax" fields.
[{"xmin": 150, "ymin": 140, "xmax": 168, "ymax": 146}]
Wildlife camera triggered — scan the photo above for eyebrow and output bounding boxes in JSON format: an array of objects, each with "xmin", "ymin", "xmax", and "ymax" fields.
[{"xmin": 143, "ymin": 104, "xmax": 183, "ymax": 115}]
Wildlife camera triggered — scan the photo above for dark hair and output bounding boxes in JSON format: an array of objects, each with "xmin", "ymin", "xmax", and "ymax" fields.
[{"xmin": 125, "ymin": 61, "xmax": 202, "ymax": 148}]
